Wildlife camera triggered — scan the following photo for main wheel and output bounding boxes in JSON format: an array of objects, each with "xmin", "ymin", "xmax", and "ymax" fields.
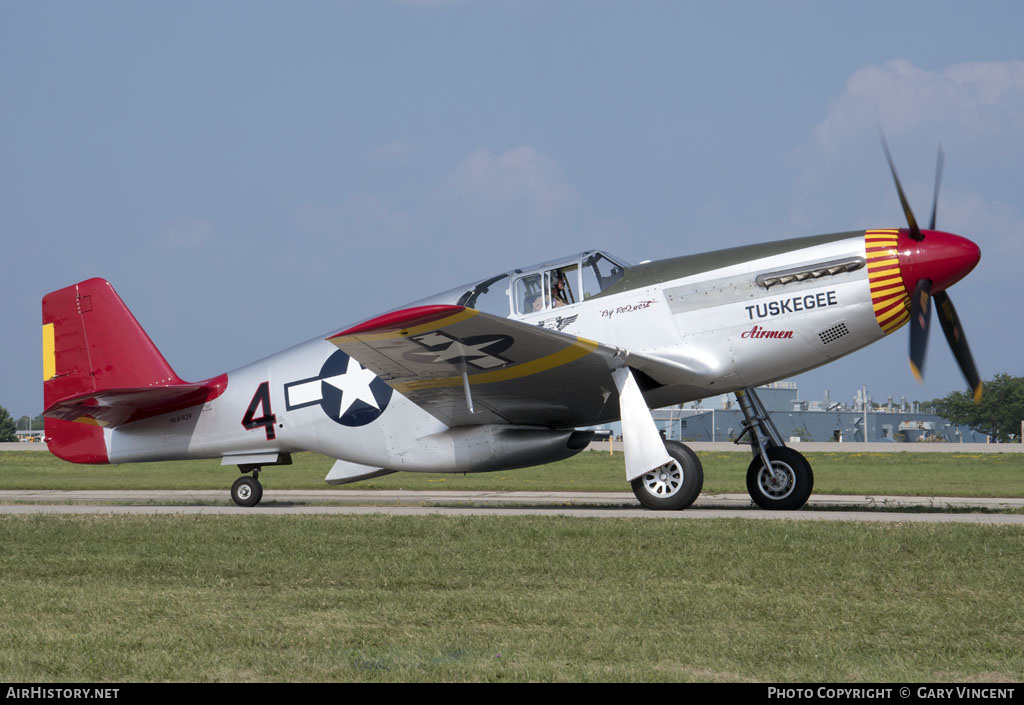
[
  {"xmin": 631, "ymin": 441, "xmax": 704, "ymax": 511},
  {"xmin": 746, "ymin": 447, "xmax": 813, "ymax": 510},
  {"xmin": 231, "ymin": 475, "xmax": 263, "ymax": 507}
]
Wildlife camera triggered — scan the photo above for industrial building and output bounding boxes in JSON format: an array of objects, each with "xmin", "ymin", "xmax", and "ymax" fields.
[{"xmin": 613, "ymin": 382, "xmax": 989, "ymax": 444}]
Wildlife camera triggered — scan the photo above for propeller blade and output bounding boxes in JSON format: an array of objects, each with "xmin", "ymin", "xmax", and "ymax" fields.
[
  {"xmin": 933, "ymin": 290, "xmax": 983, "ymax": 402},
  {"xmin": 880, "ymin": 133, "xmax": 924, "ymax": 241},
  {"xmin": 928, "ymin": 144, "xmax": 945, "ymax": 231},
  {"xmin": 908, "ymin": 279, "xmax": 932, "ymax": 382}
]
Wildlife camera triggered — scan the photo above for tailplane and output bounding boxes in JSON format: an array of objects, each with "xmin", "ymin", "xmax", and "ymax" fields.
[{"xmin": 42, "ymin": 278, "xmax": 225, "ymax": 463}]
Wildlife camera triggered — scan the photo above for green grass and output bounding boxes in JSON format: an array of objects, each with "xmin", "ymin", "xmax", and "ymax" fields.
[
  {"xmin": 4, "ymin": 451, "xmax": 1024, "ymax": 682},
  {"xmin": 3, "ymin": 450, "xmax": 1024, "ymax": 497},
  {"xmin": 0, "ymin": 514, "xmax": 1021, "ymax": 682}
]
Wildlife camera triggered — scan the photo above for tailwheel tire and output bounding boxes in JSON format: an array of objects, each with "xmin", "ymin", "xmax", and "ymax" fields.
[
  {"xmin": 746, "ymin": 447, "xmax": 813, "ymax": 510},
  {"xmin": 231, "ymin": 475, "xmax": 263, "ymax": 507},
  {"xmin": 631, "ymin": 440, "xmax": 704, "ymax": 511}
]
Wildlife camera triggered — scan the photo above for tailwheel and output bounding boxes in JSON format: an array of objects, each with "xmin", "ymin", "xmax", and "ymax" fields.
[
  {"xmin": 231, "ymin": 474, "xmax": 263, "ymax": 507},
  {"xmin": 631, "ymin": 440, "xmax": 704, "ymax": 511},
  {"xmin": 746, "ymin": 447, "xmax": 813, "ymax": 510}
]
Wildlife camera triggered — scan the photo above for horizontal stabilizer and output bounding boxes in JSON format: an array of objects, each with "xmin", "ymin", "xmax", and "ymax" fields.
[{"xmin": 44, "ymin": 381, "xmax": 226, "ymax": 428}]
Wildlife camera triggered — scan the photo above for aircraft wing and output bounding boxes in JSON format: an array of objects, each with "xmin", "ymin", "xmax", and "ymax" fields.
[{"xmin": 327, "ymin": 305, "xmax": 628, "ymax": 427}]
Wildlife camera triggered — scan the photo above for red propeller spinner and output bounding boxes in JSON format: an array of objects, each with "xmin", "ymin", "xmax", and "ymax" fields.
[{"xmin": 896, "ymin": 228, "xmax": 981, "ymax": 298}]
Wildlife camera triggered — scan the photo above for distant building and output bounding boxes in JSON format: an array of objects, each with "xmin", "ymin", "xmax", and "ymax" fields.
[{"xmin": 605, "ymin": 381, "xmax": 989, "ymax": 443}]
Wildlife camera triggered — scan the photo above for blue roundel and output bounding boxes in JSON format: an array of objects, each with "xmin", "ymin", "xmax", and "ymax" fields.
[{"xmin": 317, "ymin": 350, "xmax": 393, "ymax": 427}]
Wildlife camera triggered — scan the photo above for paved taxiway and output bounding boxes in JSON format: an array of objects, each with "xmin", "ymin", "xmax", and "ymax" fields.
[{"xmin": 1, "ymin": 490, "xmax": 1022, "ymax": 524}]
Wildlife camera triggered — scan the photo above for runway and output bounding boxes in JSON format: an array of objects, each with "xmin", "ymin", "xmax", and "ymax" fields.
[{"xmin": 2, "ymin": 490, "xmax": 1023, "ymax": 524}]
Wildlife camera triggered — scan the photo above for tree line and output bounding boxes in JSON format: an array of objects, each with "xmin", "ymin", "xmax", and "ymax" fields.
[
  {"xmin": 926, "ymin": 373, "xmax": 1024, "ymax": 443},
  {"xmin": 0, "ymin": 410, "xmax": 42, "ymax": 442}
]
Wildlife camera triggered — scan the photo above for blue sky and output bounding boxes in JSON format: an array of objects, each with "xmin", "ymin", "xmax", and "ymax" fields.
[{"xmin": 3, "ymin": 1, "xmax": 1023, "ymax": 418}]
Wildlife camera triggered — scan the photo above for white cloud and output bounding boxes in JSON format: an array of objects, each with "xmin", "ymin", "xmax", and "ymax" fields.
[
  {"xmin": 814, "ymin": 59, "xmax": 1024, "ymax": 150},
  {"xmin": 444, "ymin": 146, "xmax": 579, "ymax": 217},
  {"xmin": 937, "ymin": 190, "xmax": 1024, "ymax": 260}
]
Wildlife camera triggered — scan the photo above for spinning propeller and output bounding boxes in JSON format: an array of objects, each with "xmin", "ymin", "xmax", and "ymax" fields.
[{"xmin": 881, "ymin": 135, "xmax": 983, "ymax": 402}]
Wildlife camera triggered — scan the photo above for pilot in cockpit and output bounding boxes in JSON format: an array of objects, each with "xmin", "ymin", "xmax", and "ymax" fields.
[{"xmin": 551, "ymin": 271, "xmax": 571, "ymax": 307}]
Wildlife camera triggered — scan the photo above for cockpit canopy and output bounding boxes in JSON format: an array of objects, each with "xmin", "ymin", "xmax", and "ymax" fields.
[{"xmin": 415, "ymin": 250, "xmax": 629, "ymax": 318}]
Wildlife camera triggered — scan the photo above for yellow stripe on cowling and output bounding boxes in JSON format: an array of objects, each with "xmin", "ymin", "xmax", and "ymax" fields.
[
  {"xmin": 873, "ymin": 294, "xmax": 907, "ymax": 313},
  {"xmin": 865, "ymin": 230, "xmax": 910, "ymax": 335},
  {"xmin": 866, "ymin": 250, "xmax": 898, "ymax": 260},
  {"xmin": 871, "ymin": 285, "xmax": 908, "ymax": 300},
  {"xmin": 332, "ymin": 308, "xmax": 480, "ymax": 343},
  {"xmin": 870, "ymin": 276, "xmax": 904, "ymax": 290},
  {"xmin": 877, "ymin": 301, "xmax": 910, "ymax": 325},
  {"xmin": 42, "ymin": 323, "xmax": 55, "ymax": 381},
  {"xmin": 883, "ymin": 310, "xmax": 909, "ymax": 333},
  {"xmin": 394, "ymin": 338, "xmax": 601, "ymax": 393},
  {"xmin": 867, "ymin": 258, "xmax": 900, "ymax": 270},
  {"xmin": 869, "ymin": 267, "xmax": 901, "ymax": 280}
]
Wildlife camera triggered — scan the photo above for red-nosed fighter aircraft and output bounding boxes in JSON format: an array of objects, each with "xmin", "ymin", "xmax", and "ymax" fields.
[{"xmin": 41, "ymin": 144, "xmax": 982, "ymax": 510}]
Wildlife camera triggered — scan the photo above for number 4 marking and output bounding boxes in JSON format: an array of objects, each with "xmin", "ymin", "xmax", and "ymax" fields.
[{"xmin": 242, "ymin": 381, "xmax": 277, "ymax": 440}]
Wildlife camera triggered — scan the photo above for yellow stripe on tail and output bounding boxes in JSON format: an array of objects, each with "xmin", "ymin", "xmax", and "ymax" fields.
[{"xmin": 42, "ymin": 323, "xmax": 55, "ymax": 381}]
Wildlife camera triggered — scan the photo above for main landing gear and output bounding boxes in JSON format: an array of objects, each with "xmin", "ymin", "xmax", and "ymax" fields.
[
  {"xmin": 630, "ymin": 440, "xmax": 704, "ymax": 511},
  {"xmin": 735, "ymin": 388, "xmax": 813, "ymax": 510},
  {"xmin": 627, "ymin": 387, "xmax": 811, "ymax": 511}
]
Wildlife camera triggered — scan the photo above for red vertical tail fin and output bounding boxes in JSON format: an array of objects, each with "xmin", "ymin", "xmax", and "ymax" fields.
[
  {"xmin": 43, "ymin": 278, "xmax": 184, "ymax": 405},
  {"xmin": 42, "ymin": 278, "xmax": 225, "ymax": 463}
]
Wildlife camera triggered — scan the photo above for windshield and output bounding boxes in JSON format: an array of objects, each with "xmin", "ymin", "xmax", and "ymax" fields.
[
  {"xmin": 514, "ymin": 273, "xmax": 544, "ymax": 314},
  {"xmin": 581, "ymin": 252, "xmax": 625, "ymax": 299}
]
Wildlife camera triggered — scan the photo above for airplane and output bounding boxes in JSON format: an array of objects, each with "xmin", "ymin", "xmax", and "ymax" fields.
[{"xmin": 40, "ymin": 143, "xmax": 982, "ymax": 510}]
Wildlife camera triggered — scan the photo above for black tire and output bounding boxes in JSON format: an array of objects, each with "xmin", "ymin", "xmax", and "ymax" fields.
[
  {"xmin": 746, "ymin": 447, "xmax": 813, "ymax": 510},
  {"xmin": 231, "ymin": 475, "xmax": 263, "ymax": 507},
  {"xmin": 631, "ymin": 440, "xmax": 704, "ymax": 510}
]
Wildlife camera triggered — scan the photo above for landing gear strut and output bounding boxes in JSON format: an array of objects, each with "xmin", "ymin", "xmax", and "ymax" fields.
[{"xmin": 735, "ymin": 388, "xmax": 813, "ymax": 510}]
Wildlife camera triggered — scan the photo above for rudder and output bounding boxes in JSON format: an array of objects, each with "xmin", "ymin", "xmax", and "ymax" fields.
[{"xmin": 42, "ymin": 278, "xmax": 187, "ymax": 463}]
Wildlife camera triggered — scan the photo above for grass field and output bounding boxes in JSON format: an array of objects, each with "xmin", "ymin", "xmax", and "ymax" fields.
[
  {"xmin": 1, "ymin": 514, "xmax": 1022, "ymax": 682},
  {"xmin": 3, "ymin": 450, "xmax": 1024, "ymax": 497},
  {"xmin": 3, "ymin": 450, "xmax": 1023, "ymax": 682}
]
